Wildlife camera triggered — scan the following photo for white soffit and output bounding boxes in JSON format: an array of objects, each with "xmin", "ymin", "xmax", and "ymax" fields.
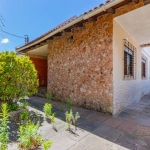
[
  {"xmin": 28, "ymin": 44, "xmax": 48, "ymax": 56},
  {"xmin": 115, "ymin": 4, "xmax": 150, "ymax": 45}
]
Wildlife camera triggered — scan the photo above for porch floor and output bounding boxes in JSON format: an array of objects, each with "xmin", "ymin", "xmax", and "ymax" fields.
[{"xmin": 10, "ymin": 93, "xmax": 150, "ymax": 150}]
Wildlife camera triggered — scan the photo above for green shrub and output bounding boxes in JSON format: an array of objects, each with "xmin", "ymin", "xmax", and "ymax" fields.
[
  {"xmin": 42, "ymin": 140, "xmax": 53, "ymax": 150},
  {"xmin": 0, "ymin": 51, "xmax": 39, "ymax": 103},
  {"xmin": 65, "ymin": 109, "xmax": 73, "ymax": 131},
  {"xmin": 18, "ymin": 122, "xmax": 41, "ymax": 149},
  {"xmin": 0, "ymin": 103, "xmax": 10, "ymax": 150},
  {"xmin": 20, "ymin": 101, "xmax": 30, "ymax": 109},
  {"xmin": 43, "ymin": 103, "xmax": 52, "ymax": 118},
  {"xmin": 20, "ymin": 110, "xmax": 30, "ymax": 124},
  {"xmin": 65, "ymin": 109, "xmax": 80, "ymax": 131},
  {"xmin": 8, "ymin": 103, "xmax": 19, "ymax": 111},
  {"xmin": 18, "ymin": 121, "xmax": 52, "ymax": 150}
]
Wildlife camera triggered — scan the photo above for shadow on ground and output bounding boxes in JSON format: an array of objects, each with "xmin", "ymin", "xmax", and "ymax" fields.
[
  {"xmin": 8, "ymin": 110, "xmax": 44, "ymax": 143},
  {"xmin": 25, "ymin": 95, "xmax": 150, "ymax": 150}
]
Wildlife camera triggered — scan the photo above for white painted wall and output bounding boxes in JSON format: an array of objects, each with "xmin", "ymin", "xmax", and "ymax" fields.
[{"xmin": 113, "ymin": 20, "xmax": 150, "ymax": 115}]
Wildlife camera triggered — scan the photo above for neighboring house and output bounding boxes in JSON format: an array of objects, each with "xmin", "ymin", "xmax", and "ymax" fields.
[{"xmin": 16, "ymin": 0, "xmax": 150, "ymax": 115}]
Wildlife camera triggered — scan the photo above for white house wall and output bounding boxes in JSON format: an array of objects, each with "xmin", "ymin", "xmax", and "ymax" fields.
[{"xmin": 113, "ymin": 20, "xmax": 150, "ymax": 115}]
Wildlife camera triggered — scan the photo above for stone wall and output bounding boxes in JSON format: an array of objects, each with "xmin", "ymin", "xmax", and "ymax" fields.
[
  {"xmin": 47, "ymin": 0, "xmax": 144, "ymax": 114},
  {"xmin": 48, "ymin": 17, "xmax": 113, "ymax": 113}
]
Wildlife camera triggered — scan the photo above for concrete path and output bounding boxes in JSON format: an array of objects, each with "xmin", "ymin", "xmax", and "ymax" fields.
[{"xmin": 10, "ymin": 93, "xmax": 150, "ymax": 150}]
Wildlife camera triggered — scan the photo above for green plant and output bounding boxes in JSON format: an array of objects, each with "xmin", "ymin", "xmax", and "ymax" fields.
[
  {"xmin": 0, "ymin": 103, "xmax": 10, "ymax": 150},
  {"xmin": 0, "ymin": 51, "xmax": 39, "ymax": 103},
  {"xmin": 60, "ymin": 105, "xmax": 65, "ymax": 112},
  {"xmin": 20, "ymin": 110, "xmax": 30, "ymax": 124},
  {"xmin": 51, "ymin": 113, "xmax": 55, "ymax": 124},
  {"xmin": 45, "ymin": 92, "xmax": 52, "ymax": 103},
  {"xmin": 18, "ymin": 121, "xmax": 52, "ymax": 150},
  {"xmin": 72, "ymin": 112, "xmax": 80, "ymax": 129},
  {"xmin": 65, "ymin": 109, "xmax": 80, "ymax": 131},
  {"xmin": 65, "ymin": 109, "xmax": 73, "ymax": 131},
  {"xmin": 43, "ymin": 103, "xmax": 52, "ymax": 118},
  {"xmin": 20, "ymin": 101, "xmax": 30, "ymax": 109},
  {"xmin": 8, "ymin": 102, "xmax": 19, "ymax": 111},
  {"xmin": 18, "ymin": 122, "xmax": 42, "ymax": 149},
  {"xmin": 66, "ymin": 99, "xmax": 72, "ymax": 111},
  {"xmin": 42, "ymin": 140, "xmax": 53, "ymax": 150}
]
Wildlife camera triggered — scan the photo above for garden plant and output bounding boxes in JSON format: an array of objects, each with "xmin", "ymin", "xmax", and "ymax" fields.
[
  {"xmin": 0, "ymin": 51, "xmax": 39, "ymax": 104},
  {"xmin": 0, "ymin": 103, "xmax": 10, "ymax": 150}
]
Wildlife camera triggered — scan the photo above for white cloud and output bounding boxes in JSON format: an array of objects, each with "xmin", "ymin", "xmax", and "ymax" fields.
[{"xmin": 1, "ymin": 38, "xmax": 9, "ymax": 44}]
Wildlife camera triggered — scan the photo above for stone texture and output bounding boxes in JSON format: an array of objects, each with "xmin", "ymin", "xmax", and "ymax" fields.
[
  {"xmin": 117, "ymin": 120, "xmax": 139, "ymax": 133},
  {"xmin": 103, "ymin": 117, "xmax": 124, "ymax": 128},
  {"xmin": 47, "ymin": 19, "xmax": 113, "ymax": 114}
]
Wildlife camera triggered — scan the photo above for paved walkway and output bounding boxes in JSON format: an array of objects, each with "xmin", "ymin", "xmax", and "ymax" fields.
[{"xmin": 11, "ymin": 93, "xmax": 150, "ymax": 150}]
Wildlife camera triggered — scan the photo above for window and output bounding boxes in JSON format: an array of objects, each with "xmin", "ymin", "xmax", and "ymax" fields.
[
  {"xmin": 123, "ymin": 39, "xmax": 136, "ymax": 79},
  {"xmin": 141, "ymin": 55, "xmax": 147, "ymax": 79}
]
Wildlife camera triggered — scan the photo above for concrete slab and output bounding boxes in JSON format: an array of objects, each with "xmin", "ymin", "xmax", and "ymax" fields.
[
  {"xmin": 50, "ymin": 134, "xmax": 76, "ymax": 150},
  {"xmin": 80, "ymin": 134, "xmax": 113, "ymax": 150}
]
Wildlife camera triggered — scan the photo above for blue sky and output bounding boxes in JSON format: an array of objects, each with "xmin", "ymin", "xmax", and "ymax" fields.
[{"xmin": 0, "ymin": 0, "xmax": 105, "ymax": 52}]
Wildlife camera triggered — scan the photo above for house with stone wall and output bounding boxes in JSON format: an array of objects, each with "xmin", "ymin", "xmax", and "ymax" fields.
[{"xmin": 16, "ymin": 0, "xmax": 150, "ymax": 115}]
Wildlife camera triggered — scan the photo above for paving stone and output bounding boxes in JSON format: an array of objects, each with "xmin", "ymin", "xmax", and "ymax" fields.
[
  {"xmin": 77, "ymin": 117, "xmax": 99, "ymax": 132},
  {"xmin": 79, "ymin": 109, "xmax": 98, "ymax": 119},
  {"xmin": 69, "ymin": 143, "xmax": 89, "ymax": 150},
  {"xmin": 88, "ymin": 112, "xmax": 110, "ymax": 124},
  {"xmin": 50, "ymin": 134, "xmax": 76, "ymax": 150},
  {"xmin": 117, "ymin": 120, "xmax": 139, "ymax": 133},
  {"xmin": 115, "ymin": 134, "xmax": 137, "ymax": 150},
  {"xmin": 108, "ymin": 144, "xmax": 129, "ymax": 150},
  {"xmin": 62, "ymin": 127, "xmax": 90, "ymax": 141},
  {"xmin": 139, "ymin": 136, "xmax": 150, "ymax": 147},
  {"xmin": 134, "ymin": 115, "xmax": 150, "ymax": 126},
  {"xmin": 123, "ymin": 108, "xmax": 142, "ymax": 115},
  {"xmin": 117, "ymin": 111, "xmax": 138, "ymax": 119},
  {"xmin": 80, "ymin": 133, "xmax": 113, "ymax": 150},
  {"xmin": 38, "ymin": 127, "xmax": 59, "ymax": 139},
  {"xmin": 92, "ymin": 124, "xmax": 123, "ymax": 142},
  {"xmin": 103, "ymin": 117, "xmax": 124, "ymax": 128},
  {"xmin": 123, "ymin": 132, "xmax": 150, "ymax": 149},
  {"xmin": 135, "ymin": 125, "xmax": 150, "ymax": 136},
  {"xmin": 136, "ymin": 145, "xmax": 150, "ymax": 150},
  {"xmin": 127, "ymin": 104, "xmax": 145, "ymax": 111}
]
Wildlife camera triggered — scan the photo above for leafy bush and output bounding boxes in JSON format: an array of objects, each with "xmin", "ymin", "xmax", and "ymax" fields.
[
  {"xmin": 0, "ymin": 103, "xmax": 10, "ymax": 150},
  {"xmin": 65, "ymin": 109, "xmax": 80, "ymax": 131},
  {"xmin": 43, "ymin": 103, "xmax": 52, "ymax": 118},
  {"xmin": 20, "ymin": 110, "xmax": 30, "ymax": 124},
  {"xmin": 42, "ymin": 140, "xmax": 53, "ymax": 150},
  {"xmin": 19, "ymin": 101, "xmax": 30, "ymax": 109},
  {"xmin": 8, "ymin": 103, "xmax": 19, "ymax": 111},
  {"xmin": 65, "ymin": 110, "xmax": 73, "ymax": 131},
  {"xmin": 0, "ymin": 51, "xmax": 39, "ymax": 103},
  {"xmin": 18, "ymin": 122, "xmax": 41, "ymax": 149},
  {"xmin": 18, "ymin": 122, "xmax": 52, "ymax": 150}
]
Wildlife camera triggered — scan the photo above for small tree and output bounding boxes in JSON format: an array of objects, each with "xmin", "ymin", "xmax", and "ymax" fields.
[{"xmin": 0, "ymin": 51, "xmax": 39, "ymax": 103}]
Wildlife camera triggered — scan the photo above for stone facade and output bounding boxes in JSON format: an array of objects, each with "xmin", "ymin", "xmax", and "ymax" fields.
[
  {"xmin": 48, "ymin": 17, "xmax": 113, "ymax": 113},
  {"xmin": 47, "ymin": 0, "xmax": 144, "ymax": 114}
]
